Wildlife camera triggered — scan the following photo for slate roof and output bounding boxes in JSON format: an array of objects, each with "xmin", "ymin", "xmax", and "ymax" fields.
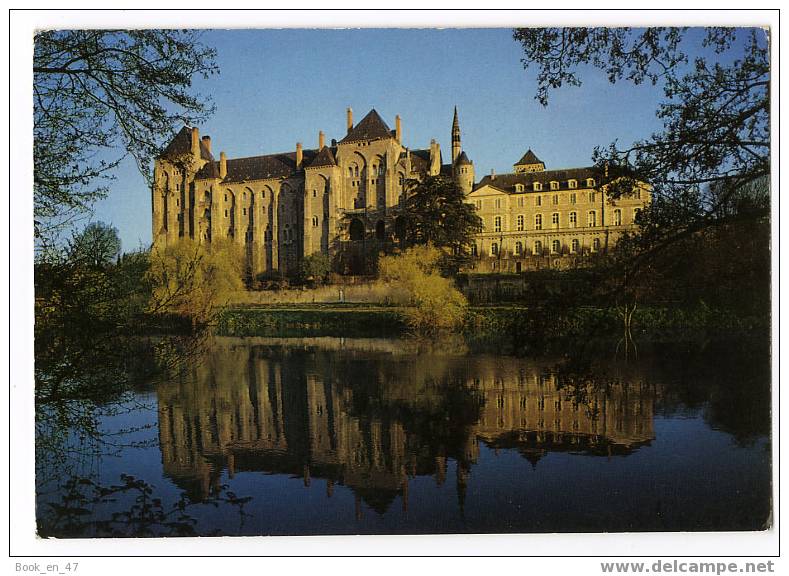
[
  {"xmin": 515, "ymin": 149, "xmax": 543, "ymax": 166},
  {"xmin": 455, "ymin": 150, "xmax": 472, "ymax": 166},
  {"xmin": 340, "ymin": 109, "xmax": 393, "ymax": 143},
  {"xmin": 159, "ymin": 126, "xmax": 214, "ymax": 162},
  {"xmin": 195, "ymin": 149, "xmax": 319, "ymax": 182},
  {"xmin": 407, "ymin": 149, "xmax": 431, "ymax": 174},
  {"xmin": 474, "ymin": 167, "xmax": 601, "ymax": 194},
  {"xmin": 307, "ymin": 146, "xmax": 337, "ymax": 168}
]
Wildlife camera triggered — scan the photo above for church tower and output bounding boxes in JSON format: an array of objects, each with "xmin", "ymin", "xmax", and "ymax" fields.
[
  {"xmin": 451, "ymin": 106, "xmax": 461, "ymax": 165},
  {"xmin": 451, "ymin": 107, "xmax": 474, "ymax": 194}
]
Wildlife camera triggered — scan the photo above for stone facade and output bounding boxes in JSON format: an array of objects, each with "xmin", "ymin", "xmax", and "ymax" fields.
[
  {"xmin": 467, "ymin": 150, "xmax": 651, "ymax": 273},
  {"xmin": 151, "ymin": 107, "xmax": 647, "ymax": 277},
  {"xmin": 152, "ymin": 107, "xmax": 474, "ymax": 277}
]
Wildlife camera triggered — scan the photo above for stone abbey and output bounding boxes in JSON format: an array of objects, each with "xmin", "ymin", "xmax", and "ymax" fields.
[{"xmin": 152, "ymin": 107, "xmax": 649, "ymax": 276}]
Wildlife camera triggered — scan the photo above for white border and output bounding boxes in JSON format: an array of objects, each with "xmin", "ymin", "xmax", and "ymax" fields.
[{"xmin": 6, "ymin": 5, "xmax": 782, "ymax": 568}]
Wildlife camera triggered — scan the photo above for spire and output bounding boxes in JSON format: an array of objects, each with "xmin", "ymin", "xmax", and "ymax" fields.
[{"xmin": 451, "ymin": 106, "xmax": 461, "ymax": 165}]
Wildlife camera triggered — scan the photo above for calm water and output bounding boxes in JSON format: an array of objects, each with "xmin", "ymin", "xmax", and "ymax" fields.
[{"xmin": 36, "ymin": 336, "xmax": 772, "ymax": 536}]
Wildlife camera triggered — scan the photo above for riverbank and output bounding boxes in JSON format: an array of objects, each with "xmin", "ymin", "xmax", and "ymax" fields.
[{"xmin": 215, "ymin": 302, "xmax": 769, "ymax": 344}]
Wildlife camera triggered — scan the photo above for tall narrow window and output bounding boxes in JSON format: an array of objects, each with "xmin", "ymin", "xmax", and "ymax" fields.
[
  {"xmin": 569, "ymin": 211, "xmax": 577, "ymax": 228},
  {"xmin": 552, "ymin": 213, "xmax": 560, "ymax": 228},
  {"xmin": 533, "ymin": 240, "xmax": 542, "ymax": 255},
  {"xmin": 471, "ymin": 243, "xmax": 478, "ymax": 257},
  {"xmin": 515, "ymin": 241, "xmax": 523, "ymax": 256},
  {"xmin": 535, "ymin": 214, "xmax": 542, "ymax": 230},
  {"xmin": 588, "ymin": 211, "xmax": 597, "ymax": 227},
  {"xmin": 552, "ymin": 240, "xmax": 560, "ymax": 254},
  {"xmin": 495, "ymin": 198, "xmax": 502, "ymax": 209},
  {"xmin": 494, "ymin": 216, "xmax": 502, "ymax": 232},
  {"xmin": 613, "ymin": 209, "xmax": 622, "ymax": 226},
  {"xmin": 553, "ymin": 194, "xmax": 559, "ymax": 205},
  {"xmin": 588, "ymin": 191, "xmax": 595, "ymax": 203},
  {"xmin": 517, "ymin": 214, "xmax": 524, "ymax": 231},
  {"xmin": 592, "ymin": 238, "xmax": 601, "ymax": 252},
  {"xmin": 536, "ymin": 195, "xmax": 542, "ymax": 207},
  {"xmin": 571, "ymin": 239, "xmax": 579, "ymax": 253},
  {"xmin": 570, "ymin": 192, "xmax": 576, "ymax": 204},
  {"xmin": 491, "ymin": 242, "xmax": 499, "ymax": 256}
]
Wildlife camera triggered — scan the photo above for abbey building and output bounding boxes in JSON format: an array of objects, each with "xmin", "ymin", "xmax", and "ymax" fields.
[{"xmin": 152, "ymin": 107, "xmax": 648, "ymax": 277}]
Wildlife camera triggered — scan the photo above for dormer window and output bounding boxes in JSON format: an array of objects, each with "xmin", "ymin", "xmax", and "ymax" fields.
[
  {"xmin": 568, "ymin": 179, "xmax": 578, "ymax": 189},
  {"xmin": 515, "ymin": 183, "xmax": 524, "ymax": 193},
  {"xmin": 586, "ymin": 178, "xmax": 596, "ymax": 187},
  {"xmin": 533, "ymin": 182, "xmax": 542, "ymax": 192},
  {"xmin": 550, "ymin": 181, "xmax": 559, "ymax": 190}
]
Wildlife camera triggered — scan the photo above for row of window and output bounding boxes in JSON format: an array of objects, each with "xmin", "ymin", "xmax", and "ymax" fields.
[
  {"xmin": 347, "ymin": 165, "xmax": 387, "ymax": 178},
  {"xmin": 475, "ymin": 238, "xmax": 602, "ymax": 257},
  {"xmin": 475, "ymin": 191, "xmax": 601, "ymax": 210},
  {"xmin": 513, "ymin": 178, "xmax": 597, "ymax": 193},
  {"xmin": 492, "ymin": 209, "xmax": 634, "ymax": 232}
]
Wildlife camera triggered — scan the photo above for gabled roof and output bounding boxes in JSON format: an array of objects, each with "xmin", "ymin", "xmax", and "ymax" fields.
[
  {"xmin": 515, "ymin": 149, "xmax": 543, "ymax": 166},
  {"xmin": 195, "ymin": 149, "xmax": 318, "ymax": 182},
  {"xmin": 474, "ymin": 166, "xmax": 600, "ymax": 194},
  {"xmin": 340, "ymin": 109, "xmax": 393, "ymax": 143},
  {"xmin": 307, "ymin": 146, "xmax": 337, "ymax": 168},
  {"xmin": 158, "ymin": 126, "xmax": 214, "ymax": 162}
]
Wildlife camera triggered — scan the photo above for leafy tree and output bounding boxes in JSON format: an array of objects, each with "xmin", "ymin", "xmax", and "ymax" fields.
[
  {"xmin": 67, "ymin": 221, "xmax": 121, "ymax": 267},
  {"xmin": 34, "ymin": 30, "xmax": 218, "ymax": 242},
  {"xmin": 146, "ymin": 239, "xmax": 244, "ymax": 325},
  {"xmin": 299, "ymin": 252, "xmax": 332, "ymax": 284},
  {"xmin": 403, "ymin": 175, "xmax": 483, "ymax": 256},
  {"xmin": 513, "ymin": 27, "xmax": 770, "ymax": 303},
  {"xmin": 379, "ymin": 244, "xmax": 468, "ymax": 334}
]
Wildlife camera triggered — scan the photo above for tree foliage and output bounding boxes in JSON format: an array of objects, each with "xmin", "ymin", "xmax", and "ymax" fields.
[
  {"xmin": 513, "ymin": 27, "xmax": 770, "ymax": 298},
  {"xmin": 403, "ymin": 175, "xmax": 483, "ymax": 254},
  {"xmin": 66, "ymin": 221, "xmax": 121, "ymax": 267},
  {"xmin": 378, "ymin": 244, "xmax": 468, "ymax": 334},
  {"xmin": 34, "ymin": 30, "xmax": 218, "ymax": 241},
  {"xmin": 146, "ymin": 239, "xmax": 245, "ymax": 324}
]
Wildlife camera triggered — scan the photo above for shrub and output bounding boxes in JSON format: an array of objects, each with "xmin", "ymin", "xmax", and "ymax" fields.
[{"xmin": 378, "ymin": 244, "xmax": 468, "ymax": 334}]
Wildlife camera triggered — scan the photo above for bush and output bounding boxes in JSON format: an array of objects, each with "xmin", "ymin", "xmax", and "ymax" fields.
[
  {"xmin": 146, "ymin": 239, "xmax": 245, "ymax": 324},
  {"xmin": 378, "ymin": 244, "xmax": 468, "ymax": 334}
]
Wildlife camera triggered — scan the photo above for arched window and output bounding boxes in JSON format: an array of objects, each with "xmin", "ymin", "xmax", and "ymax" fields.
[
  {"xmin": 533, "ymin": 240, "xmax": 542, "ymax": 255},
  {"xmin": 588, "ymin": 211, "xmax": 597, "ymax": 227},
  {"xmin": 349, "ymin": 218, "xmax": 364, "ymax": 241},
  {"xmin": 348, "ymin": 167, "xmax": 354, "ymax": 178},
  {"xmin": 354, "ymin": 165, "xmax": 359, "ymax": 177},
  {"xmin": 613, "ymin": 209, "xmax": 622, "ymax": 226},
  {"xmin": 515, "ymin": 241, "xmax": 523, "ymax": 256},
  {"xmin": 552, "ymin": 240, "xmax": 560, "ymax": 254},
  {"xmin": 569, "ymin": 211, "xmax": 577, "ymax": 228},
  {"xmin": 535, "ymin": 214, "xmax": 542, "ymax": 230},
  {"xmin": 516, "ymin": 214, "xmax": 524, "ymax": 231}
]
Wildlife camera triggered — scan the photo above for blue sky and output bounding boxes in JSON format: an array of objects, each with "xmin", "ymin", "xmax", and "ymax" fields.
[{"xmin": 90, "ymin": 27, "xmax": 751, "ymax": 250}]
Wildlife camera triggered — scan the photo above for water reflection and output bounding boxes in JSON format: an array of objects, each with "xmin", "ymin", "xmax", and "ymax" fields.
[{"xmin": 158, "ymin": 337, "xmax": 657, "ymax": 516}]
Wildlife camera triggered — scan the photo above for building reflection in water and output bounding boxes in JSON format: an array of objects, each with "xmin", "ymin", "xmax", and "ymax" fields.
[{"xmin": 157, "ymin": 337, "xmax": 655, "ymax": 516}]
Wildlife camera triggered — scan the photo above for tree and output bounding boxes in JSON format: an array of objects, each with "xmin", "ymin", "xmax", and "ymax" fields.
[
  {"xmin": 513, "ymin": 27, "xmax": 770, "ymax": 297},
  {"xmin": 403, "ymin": 176, "xmax": 483, "ymax": 252},
  {"xmin": 67, "ymin": 221, "xmax": 121, "ymax": 267},
  {"xmin": 34, "ymin": 30, "xmax": 218, "ymax": 242},
  {"xmin": 378, "ymin": 244, "xmax": 468, "ymax": 334},
  {"xmin": 146, "ymin": 239, "xmax": 244, "ymax": 325},
  {"xmin": 299, "ymin": 252, "xmax": 332, "ymax": 284}
]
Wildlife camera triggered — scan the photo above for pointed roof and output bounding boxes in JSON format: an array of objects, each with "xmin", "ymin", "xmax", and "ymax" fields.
[
  {"xmin": 515, "ymin": 149, "xmax": 543, "ymax": 166},
  {"xmin": 340, "ymin": 109, "xmax": 393, "ymax": 143},
  {"xmin": 452, "ymin": 106, "xmax": 459, "ymax": 132},
  {"xmin": 307, "ymin": 146, "xmax": 337, "ymax": 168},
  {"xmin": 454, "ymin": 150, "xmax": 472, "ymax": 166},
  {"xmin": 158, "ymin": 126, "xmax": 214, "ymax": 161}
]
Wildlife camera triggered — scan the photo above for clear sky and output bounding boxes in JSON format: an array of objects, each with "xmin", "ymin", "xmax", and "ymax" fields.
[{"xmin": 89, "ymin": 27, "xmax": 748, "ymax": 251}]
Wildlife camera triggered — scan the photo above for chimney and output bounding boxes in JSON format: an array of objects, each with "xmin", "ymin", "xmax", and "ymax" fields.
[
  {"xmin": 346, "ymin": 107, "xmax": 353, "ymax": 134},
  {"xmin": 296, "ymin": 142, "xmax": 303, "ymax": 169},
  {"xmin": 395, "ymin": 115, "xmax": 402, "ymax": 142},
  {"xmin": 219, "ymin": 152, "xmax": 227, "ymax": 179},
  {"xmin": 331, "ymin": 138, "xmax": 337, "ymax": 147},
  {"xmin": 319, "ymin": 131, "xmax": 325, "ymax": 149},
  {"xmin": 201, "ymin": 135, "xmax": 211, "ymax": 154},
  {"xmin": 191, "ymin": 127, "xmax": 200, "ymax": 159},
  {"xmin": 490, "ymin": 169, "xmax": 495, "ymax": 180}
]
